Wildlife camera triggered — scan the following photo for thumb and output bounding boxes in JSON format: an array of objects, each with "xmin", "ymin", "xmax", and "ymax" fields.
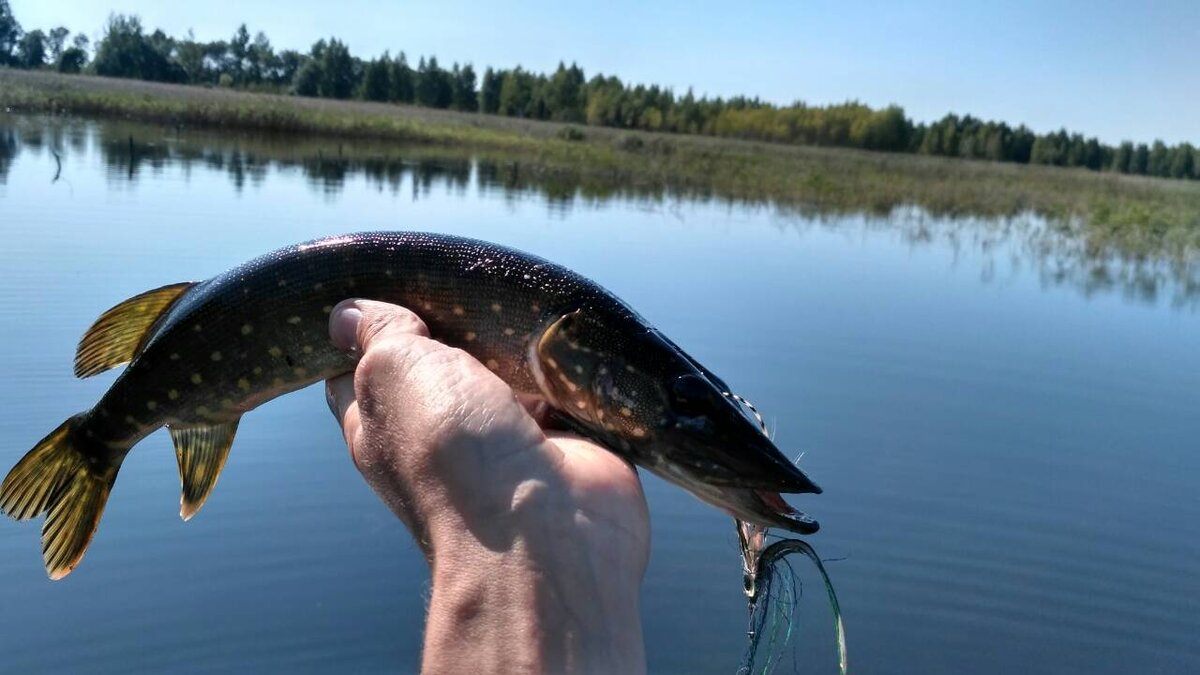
[
  {"xmin": 328, "ymin": 298, "xmax": 431, "ymax": 354},
  {"xmin": 325, "ymin": 299, "xmax": 431, "ymax": 460}
]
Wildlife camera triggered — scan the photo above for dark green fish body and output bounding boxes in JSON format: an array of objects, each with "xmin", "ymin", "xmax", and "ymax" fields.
[{"xmin": 2, "ymin": 232, "xmax": 820, "ymax": 579}]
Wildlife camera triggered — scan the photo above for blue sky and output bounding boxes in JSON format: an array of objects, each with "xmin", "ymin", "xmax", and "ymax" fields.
[{"xmin": 13, "ymin": 1, "xmax": 1199, "ymax": 145}]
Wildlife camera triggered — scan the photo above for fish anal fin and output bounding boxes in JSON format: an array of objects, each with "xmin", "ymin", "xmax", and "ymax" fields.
[
  {"xmin": 75, "ymin": 282, "xmax": 197, "ymax": 378},
  {"xmin": 169, "ymin": 419, "xmax": 239, "ymax": 521}
]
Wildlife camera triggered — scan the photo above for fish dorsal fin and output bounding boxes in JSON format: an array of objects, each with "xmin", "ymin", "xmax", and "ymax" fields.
[
  {"xmin": 169, "ymin": 419, "xmax": 240, "ymax": 521},
  {"xmin": 75, "ymin": 282, "xmax": 197, "ymax": 378}
]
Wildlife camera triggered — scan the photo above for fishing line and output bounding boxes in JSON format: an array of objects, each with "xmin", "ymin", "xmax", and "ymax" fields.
[{"xmin": 723, "ymin": 391, "xmax": 769, "ymax": 435}]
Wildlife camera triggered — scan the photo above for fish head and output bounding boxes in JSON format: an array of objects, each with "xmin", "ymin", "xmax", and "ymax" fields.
[{"xmin": 531, "ymin": 307, "xmax": 821, "ymax": 535}]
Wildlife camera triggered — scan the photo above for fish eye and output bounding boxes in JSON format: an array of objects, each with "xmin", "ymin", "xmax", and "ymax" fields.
[{"xmin": 671, "ymin": 374, "xmax": 714, "ymax": 416}]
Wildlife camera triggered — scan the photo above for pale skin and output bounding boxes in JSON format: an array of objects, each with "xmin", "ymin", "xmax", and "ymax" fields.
[{"xmin": 323, "ymin": 299, "xmax": 651, "ymax": 674}]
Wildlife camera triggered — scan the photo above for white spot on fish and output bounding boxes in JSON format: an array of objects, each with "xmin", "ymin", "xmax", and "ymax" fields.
[
  {"xmin": 573, "ymin": 365, "xmax": 584, "ymax": 374},
  {"xmin": 322, "ymin": 305, "xmax": 333, "ymax": 314},
  {"xmin": 486, "ymin": 359, "xmax": 500, "ymax": 370},
  {"xmin": 302, "ymin": 345, "xmax": 313, "ymax": 354},
  {"xmin": 241, "ymin": 324, "xmax": 254, "ymax": 335},
  {"xmin": 547, "ymin": 358, "xmax": 558, "ymax": 369},
  {"xmin": 193, "ymin": 324, "xmax": 202, "ymax": 332},
  {"xmin": 169, "ymin": 353, "xmax": 181, "ymax": 361},
  {"xmin": 252, "ymin": 367, "xmax": 263, "ymax": 376},
  {"xmin": 146, "ymin": 401, "xmax": 157, "ymax": 411},
  {"xmin": 620, "ymin": 407, "xmax": 633, "ymax": 417},
  {"xmin": 384, "ymin": 269, "xmax": 393, "ymax": 278},
  {"xmin": 190, "ymin": 373, "xmax": 203, "ymax": 385},
  {"xmin": 221, "ymin": 398, "xmax": 235, "ymax": 409},
  {"xmin": 632, "ymin": 427, "xmax": 647, "ymax": 438},
  {"xmin": 287, "ymin": 316, "xmax": 302, "ymax": 325},
  {"xmin": 268, "ymin": 347, "xmax": 283, "ymax": 358},
  {"xmin": 278, "ymin": 279, "xmax": 288, "ymax": 287},
  {"xmin": 491, "ymin": 303, "xmax": 502, "ymax": 313},
  {"xmin": 531, "ymin": 303, "xmax": 540, "ymax": 312},
  {"xmin": 196, "ymin": 406, "xmax": 211, "ymax": 417},
  {"xmin": 210, "ymin": 351, "xmax": 222, "ymax": 362},
  {"xmin": 124, "ymin": 415, "xmax": 137, "ymax": 425},
  {"xmin": 168, "ymin": 389, "xmax": 179, "ymax": 401},
  {"xmin": 465, "ymin": 332, "xmax": 477, "ymax": 342},
  {"xmin": 313, "ymin": 282, "xmax": 324, "ymax": 291},
  {"xmin": 293, "ymin": 367, "xmax": 308, "ymax": 377},
  {"xmin": 272, "ymin": 377, "xmax": 285, "ymax": 387},
  {"xmin": 422, "ymin": 301, "xmax": 433, "ymax": 311},
  {"xmin": 503, "ymin": 327, "xmax": 515, "ymax": 336},
  {"xmin": 452, "ymin": 305, "xmax": 465, "ymax": 316},
  {"xmin": 575, "ymin": 400, "xmax": 587, "ymax": 410},
  {"xmin": 523, "ymin": 274, "xmax": 531, "ymax": 280},
  {"xmin": 237, "ymin": 378, "xmax": 251, "ymax": 391},
  {"xmin": 626, "ymin": 365, "xmax": 637, "ymax": 374}
]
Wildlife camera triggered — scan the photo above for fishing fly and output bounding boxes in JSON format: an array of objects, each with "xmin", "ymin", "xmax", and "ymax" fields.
[{"xmin": 726, "ymin": 390, "xmax": 847, "ymax": 675}]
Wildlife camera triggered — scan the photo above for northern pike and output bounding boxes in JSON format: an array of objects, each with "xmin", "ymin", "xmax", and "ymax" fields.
[{"xmin": 1, "ymin": 232, "xmax": 820, "ymax": 579}]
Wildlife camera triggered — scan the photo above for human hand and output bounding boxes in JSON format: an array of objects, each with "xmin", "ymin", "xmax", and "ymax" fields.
[{"xmin": 324, "ymin": 299, "xmax": 650, "ymax": 674}]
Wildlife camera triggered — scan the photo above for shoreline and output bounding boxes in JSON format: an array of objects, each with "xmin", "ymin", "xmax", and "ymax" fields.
[{"xmin": 3, "ymin": 68, "xmax": 1199, "ymax": 262}]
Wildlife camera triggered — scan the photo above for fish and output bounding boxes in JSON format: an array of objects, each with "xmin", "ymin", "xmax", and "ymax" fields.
[{"xmin": 0, "ymin": 231, "xmax": 821, "ymax": 579}]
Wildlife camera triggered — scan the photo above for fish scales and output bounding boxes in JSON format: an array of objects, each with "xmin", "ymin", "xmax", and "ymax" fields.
[
  {"xmin": 89, "ymin": 233, "xmax": 611, "ymax": 446},
  {"xmin": 0, "ymin": 231, "xmax": 821, "ymax": 579}
]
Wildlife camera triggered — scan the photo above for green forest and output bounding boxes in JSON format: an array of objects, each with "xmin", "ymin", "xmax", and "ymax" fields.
[{"xmin": 2, "ymin": 2, "xmax": 1197, "ymax": 181}]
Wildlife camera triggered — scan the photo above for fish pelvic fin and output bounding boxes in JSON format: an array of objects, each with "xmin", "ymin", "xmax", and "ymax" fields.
[
  {"xmin": 170, "ymin": 419, "xmax": 240, "ymax": 521},
  {"xmin": 0, "ymin": 415, "xmax": 123, "ymax": 580},
  {"xmin": 75, "ymin": 281, "xmax": 197, "ymax": 378}
]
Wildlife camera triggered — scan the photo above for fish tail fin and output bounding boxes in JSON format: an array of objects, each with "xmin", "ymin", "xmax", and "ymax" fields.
[{"xmin": 0, "ymin": 415, "xmax": 123, "ymax": 580}]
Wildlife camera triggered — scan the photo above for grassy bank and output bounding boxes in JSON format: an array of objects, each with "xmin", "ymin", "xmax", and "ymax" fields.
[{"xmin": 4, "ymin": 68, "xmax": 1200, "ymax": 262}]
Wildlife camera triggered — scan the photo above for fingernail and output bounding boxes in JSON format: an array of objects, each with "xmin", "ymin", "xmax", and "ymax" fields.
[{"xmin": 330, "ymin": 303, "xmax": 363, "ymax": 352}]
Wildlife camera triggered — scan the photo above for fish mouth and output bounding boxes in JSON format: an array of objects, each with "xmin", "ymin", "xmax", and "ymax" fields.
[{"xmin": 687, "ymin": 481, "xmax": 820, "ymax": 535}]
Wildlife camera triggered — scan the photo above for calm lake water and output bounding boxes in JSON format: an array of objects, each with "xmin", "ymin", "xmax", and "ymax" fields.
[{"xmin": 1, "ymin": 114, "xmax": 1197, "ymax": 674}]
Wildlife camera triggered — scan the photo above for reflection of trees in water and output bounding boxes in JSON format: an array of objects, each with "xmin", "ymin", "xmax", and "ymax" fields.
[
  {"xmin": 99, "ymin": 134, "xmax": 173, "ymax": 181},
  {"xmin": 6, "ymin": 116, "xmax": 1197, "ymax": 306},
  {"xmin": 0, "ymin": 127, "xmax": 16, "ymax": 185}
]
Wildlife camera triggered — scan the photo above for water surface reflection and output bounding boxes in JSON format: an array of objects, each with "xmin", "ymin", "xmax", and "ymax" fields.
[{"xmin": 3, "ymin": 114, "xmax": 1195, "ymax": 309}]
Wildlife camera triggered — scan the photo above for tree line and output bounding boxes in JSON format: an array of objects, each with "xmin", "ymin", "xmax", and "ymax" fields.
[{"xmin": 2, "ymin": 2, "xmax": 1196, "ymax": 181}]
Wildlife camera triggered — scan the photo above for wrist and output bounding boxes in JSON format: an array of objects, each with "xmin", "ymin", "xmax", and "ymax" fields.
[{"xmin": 424, "ymin": 505, "xmax": 645, "ymax": 674}]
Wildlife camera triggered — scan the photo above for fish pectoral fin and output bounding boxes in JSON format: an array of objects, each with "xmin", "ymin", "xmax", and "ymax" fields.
[
  {"xmin": 169, "ymin": 419, "xmax": 240, "ymax": 521},
  {"xmin": 531, "ymin": 309, "xmax": 600, "ymax": 413},
  {"xmin": 75, "ymin": 281, "xmax": 198, "ymax": 378}
]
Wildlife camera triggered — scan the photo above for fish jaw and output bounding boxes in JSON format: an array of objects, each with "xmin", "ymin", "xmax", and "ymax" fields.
[
  {"xmin": 711, "ymin": 487, "xmax": 820, "ymax": 534},
  {"xmin": 653, "ymin": 462, "xmax": 820, "ymax": 534}
]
